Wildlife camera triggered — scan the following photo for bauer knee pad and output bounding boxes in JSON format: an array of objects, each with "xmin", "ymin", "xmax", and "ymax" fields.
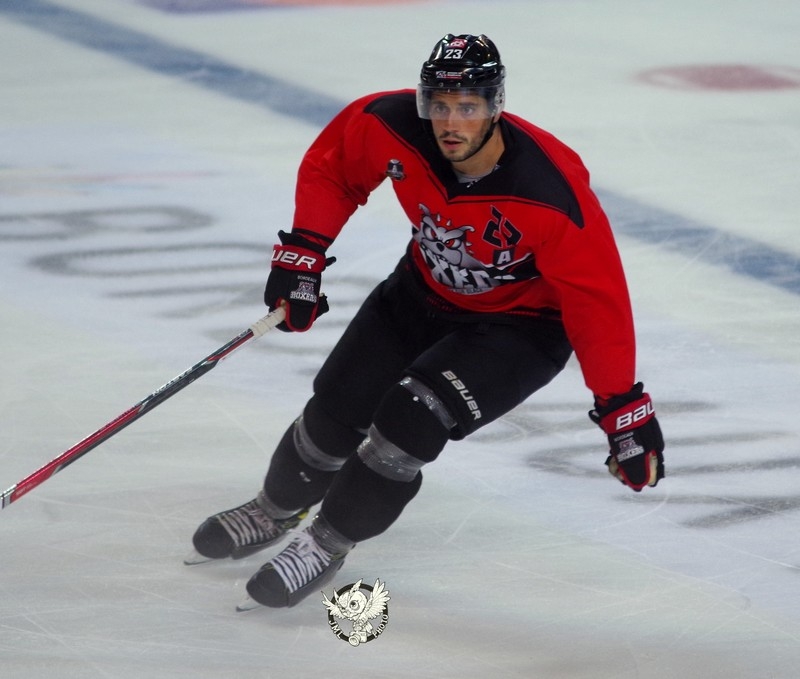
[
  {"xmin": 320, "ymin": 377, "xmax": 455, "ymax": 541},
  {"xmin": 303, "ymin": 394, "xmax": 368, "ymax": 459},
  {"xmin": 357, "ymin": 376, "xmax": 455, "ymax": 482}
]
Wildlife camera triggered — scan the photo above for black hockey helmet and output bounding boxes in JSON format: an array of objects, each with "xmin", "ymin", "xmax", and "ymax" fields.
[{"xmin": 417, "ymin": 34, "xmax": 506, "ymax": 119}]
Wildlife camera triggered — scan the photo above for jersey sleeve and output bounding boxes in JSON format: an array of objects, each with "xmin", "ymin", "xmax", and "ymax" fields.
[
  {"xmin": 534, "ymin": 168, "xmax": 636, "ymax": 400},
  {"xmin": 292, "ymin": 93, "xmax": 393, "ymax": 242}
]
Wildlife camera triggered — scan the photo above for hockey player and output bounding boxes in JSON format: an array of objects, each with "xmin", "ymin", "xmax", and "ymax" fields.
[{"xmin": 186, "ymin": 34, "xmax": 665, "ymax": 609}]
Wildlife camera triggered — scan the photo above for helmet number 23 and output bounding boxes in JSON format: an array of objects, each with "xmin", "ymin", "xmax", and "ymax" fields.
[{"xmin": 444, "ymin": 49, "xmax": 464, "ymax": 59}]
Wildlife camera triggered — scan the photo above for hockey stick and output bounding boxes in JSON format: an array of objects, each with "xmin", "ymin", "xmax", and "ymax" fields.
[{"xmin": 1, "ymin": 307, "xmax": 286, "ymax": 510}]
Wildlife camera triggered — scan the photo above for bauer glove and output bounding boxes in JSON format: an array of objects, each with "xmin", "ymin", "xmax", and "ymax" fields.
[
  {"xmin": 265, "ymin": 229, "xmax": 335, "ymax": 332},
  {"xmin": 589, "ymin": 383, "xmax": 665, "ymax": 492}
]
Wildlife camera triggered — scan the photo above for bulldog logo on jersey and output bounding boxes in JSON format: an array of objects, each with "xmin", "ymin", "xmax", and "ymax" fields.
[{"xmin": 413, "ymin": 203, "xmax": 539, "ymax": 293}]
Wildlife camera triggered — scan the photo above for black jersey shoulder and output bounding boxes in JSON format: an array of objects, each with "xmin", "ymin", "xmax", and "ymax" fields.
[
  {"xmin": 363, "ymin": 92, "xmax": 584, "ymax": 227},
  {"xmin": 363, "ymin": 92, "xmax": 440, "ymax": 163}
]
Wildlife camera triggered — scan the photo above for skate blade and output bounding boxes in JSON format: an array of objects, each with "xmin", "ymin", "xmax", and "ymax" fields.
[
  {"xmin": 236, "ymin": 595, "xmax": 262, "ymax": 612},
  {"xmin": 183, "ymin": 549, "xmax": 213, "ymax": 566}
]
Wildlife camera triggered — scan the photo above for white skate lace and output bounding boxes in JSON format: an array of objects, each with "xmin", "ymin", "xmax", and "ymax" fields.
[
  {"xmin": 270, "ymin": 530, "xmax": 334, "ymax": 593},
  {"xmin": 218, "ymin": 500, "xmax": 278, "ymax": 548}
]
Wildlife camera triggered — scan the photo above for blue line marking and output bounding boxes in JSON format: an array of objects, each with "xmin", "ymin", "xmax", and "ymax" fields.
[
  {"xmin": 4, "ymin": 0, "xmax": 799, "ymax": 298},
  {"xmin": 597, "ymin": 191, "xmax": 800, "ymax": 296},
  {"xmin": 2, "ymin": 0, "xmax": 341, "ymax": 128}
]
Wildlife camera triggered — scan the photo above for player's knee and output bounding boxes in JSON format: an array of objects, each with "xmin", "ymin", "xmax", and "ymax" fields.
[
  {"xmin": 358, "ymin": 377, "xmax": 454, "ymax": 482},
  {"xmin": 296, "ymin": 395, "xmax": 366, "ymax": 471}
]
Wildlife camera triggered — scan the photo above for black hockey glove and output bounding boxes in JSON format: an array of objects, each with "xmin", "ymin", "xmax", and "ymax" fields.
[
  {"xmin": 589, "ymin": 383, "xmax": 665, "ymax": 492},
  {"xmin": 264, "ymin": 230, "xmax": 335, "ymax": 332}
]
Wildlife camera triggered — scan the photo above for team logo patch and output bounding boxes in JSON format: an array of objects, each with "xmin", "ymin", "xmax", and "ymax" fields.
[
  {"xmin": 447, "ymin": 38, "xmax": 467, "ymax": 50},
  {"xmin": 385, "ymin": 158, "xmax": 405, "ymax": 182},
  {"xmin": 615, "ymin": 433, "xmax": 645, "ymax": 462},
  {"xmin": 322, "ymin": 579, "xmax": 390, "ymax": 646},
  {"xmin": 289, "ymin": 276, "xmax": 317, "ymax": 303}
]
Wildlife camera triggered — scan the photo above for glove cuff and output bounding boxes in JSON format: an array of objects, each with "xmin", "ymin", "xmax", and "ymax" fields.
[
  {"xmin": 593, "ymin": 382, "xmax": 643, "ymax": 415},
  {"xmin": 278, "ymin": 229, "xmax": 330, "ymax": 255}
]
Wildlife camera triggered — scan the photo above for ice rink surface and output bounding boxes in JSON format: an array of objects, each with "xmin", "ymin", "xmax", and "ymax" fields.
[{"xmin": 1, "ymin": 0, "xmax": 799, "ymax": 676}]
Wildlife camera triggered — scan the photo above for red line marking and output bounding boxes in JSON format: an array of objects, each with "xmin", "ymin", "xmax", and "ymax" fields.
[{"xmin": 637, "ymin": 64, "xmax": 800, "ymax": 91}]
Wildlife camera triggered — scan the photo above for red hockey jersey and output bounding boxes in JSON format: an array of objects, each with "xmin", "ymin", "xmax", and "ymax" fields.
[{"xmin": 292, "ymin": 90, "xmax": 635, "ymax": 399}]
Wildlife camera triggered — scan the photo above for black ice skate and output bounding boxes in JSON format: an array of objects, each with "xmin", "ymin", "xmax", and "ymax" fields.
[
  {"xmin": 184, "ymin": 491, "xmax": 308, "ymax": 565},
  {"xmin": 238, "ymin": 518, "xmax": 354, "ymax": 610}
]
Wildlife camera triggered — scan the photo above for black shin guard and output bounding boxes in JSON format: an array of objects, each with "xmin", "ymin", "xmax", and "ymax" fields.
[
  {"xmin": 320, "ymin": 456, "xmax": 423, "ymax": 543},
  {"xmin": 262, "ymin": 397, "xmax": 367, "ymax": 511},
  {"xmin": 262, "ymin": 421, "xmax": 337, "ymax": 511}
]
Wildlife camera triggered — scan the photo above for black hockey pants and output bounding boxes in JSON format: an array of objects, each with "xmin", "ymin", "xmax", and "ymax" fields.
[{"xmin": 263, "ymin": 261, "xmax": 573, "ymax": 542}]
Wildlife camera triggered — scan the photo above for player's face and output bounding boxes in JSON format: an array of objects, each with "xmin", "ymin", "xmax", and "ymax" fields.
[{"xmin": 428, "ymin": 92, "xmax": 495, "ymax": 163}]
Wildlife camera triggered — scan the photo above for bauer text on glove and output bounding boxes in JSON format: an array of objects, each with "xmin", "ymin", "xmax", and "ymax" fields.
[
  {"xmin": 589, "ymin": 383, "xmax": 665, "ymax": 492},
  {"xmin": 264, "ymin": 229, "xmax": 335, "ymax": 332}
]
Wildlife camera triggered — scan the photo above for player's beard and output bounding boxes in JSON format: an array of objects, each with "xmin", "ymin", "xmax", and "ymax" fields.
[{"xmin": 436, "ymin": 120, "xmax": 493, "ymax": 163}]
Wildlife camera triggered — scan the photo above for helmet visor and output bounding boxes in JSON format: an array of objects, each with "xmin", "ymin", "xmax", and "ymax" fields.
[{"xmin": 416, "ymin": 85, "xmax": 504, "ymax": 121}]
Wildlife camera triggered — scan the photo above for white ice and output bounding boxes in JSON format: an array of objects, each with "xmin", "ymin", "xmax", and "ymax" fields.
[{"xmin": 1, "ymin": 1, "xmax": 799, "ymax": 677}]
